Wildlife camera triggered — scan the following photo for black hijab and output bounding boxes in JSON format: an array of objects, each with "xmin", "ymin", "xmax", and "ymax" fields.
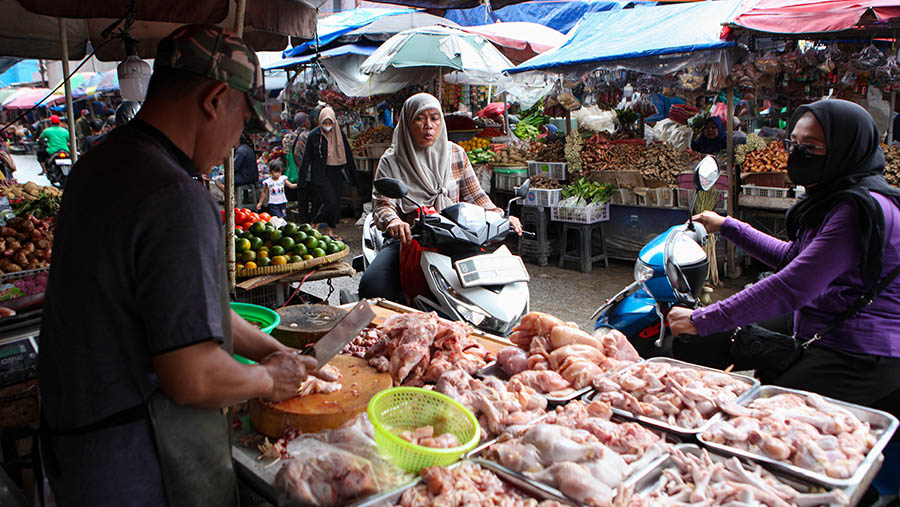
[
  {"xmin": 691, "ymin": 116, "xmax": 727, "ymax": 154},
  {"xmin": 784, "ymin": 99, "xmax": 900, "ymax": 291}
]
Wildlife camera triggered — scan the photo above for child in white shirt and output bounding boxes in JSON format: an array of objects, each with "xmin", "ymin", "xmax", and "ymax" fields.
[{"xmin": 257, "ymin": 160, "xmax": 296, "ymax": 218}]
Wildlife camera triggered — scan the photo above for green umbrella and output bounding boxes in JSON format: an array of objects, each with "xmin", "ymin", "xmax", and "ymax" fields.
[{"xmin": 360, "ymin": 25, "xmax": 513, "ymax": 83}]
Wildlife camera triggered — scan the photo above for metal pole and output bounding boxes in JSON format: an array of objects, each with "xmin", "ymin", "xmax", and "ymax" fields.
[
  {"xmin": 225, "ymin": 0, "xmax": 248, "ymax": 291},
  {"xmin": 725, "ymin": 85, "xmax": 737, "ymax": 279},
  {"xmin": 58, "ymin": 18, "xmax": 78, "ymax": 161},
  {"xmin": 889, "ymin": 91, "xmax": 896, "ymax": 143}
]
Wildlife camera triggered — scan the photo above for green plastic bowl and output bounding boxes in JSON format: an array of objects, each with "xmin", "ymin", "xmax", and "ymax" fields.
[{"xmin": 230, "ymin": 302, "xmax": 281, "ymax": 365}]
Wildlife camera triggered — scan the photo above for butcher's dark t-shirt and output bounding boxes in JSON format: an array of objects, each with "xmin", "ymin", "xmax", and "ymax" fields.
[{"xmin": 39, "ymin": 119, "xmax": 226, "ymax": 431}]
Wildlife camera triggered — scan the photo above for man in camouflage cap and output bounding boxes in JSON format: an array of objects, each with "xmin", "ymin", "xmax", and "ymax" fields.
[{"xmin": 39, "ymin": 24, "xmax": 318, "ymax": 507}]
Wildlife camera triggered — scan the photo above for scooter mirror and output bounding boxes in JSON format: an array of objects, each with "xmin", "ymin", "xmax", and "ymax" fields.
[
  {"xmin": 694, "ymin": 156, "xmax": 720, "ymax": 192},
  {"xmin": 374, "ymin": 178, "xmax": 408, "ymax": 199},
  {"xmin": 517, "ymin": 179, "xmax": 531, "ymax": 199}
]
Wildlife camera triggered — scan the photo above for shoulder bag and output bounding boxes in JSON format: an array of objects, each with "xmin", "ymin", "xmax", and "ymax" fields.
[{"xmin": 729, "ymin": 263, "xmax": 900, "ymax": 377}]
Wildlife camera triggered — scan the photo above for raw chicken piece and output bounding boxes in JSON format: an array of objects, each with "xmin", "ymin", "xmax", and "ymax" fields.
[
  {"xmin": 315, "ymin": 364, "xmax": 342, "ymax": 382},
  {"xmin": 549, "ymin": 324, "xmax": 604, "ymax": 350},
  {"xmin": 297, "ymin": 377, "xmax": 342, "ymax": 396},
  {"xmin": 548, "ymin": 344, "xmax": 607, "ymax": 369},
  {"xmin": 510, "ymin": 370, "xmax": 573, "ymax": 396},
  {"xmin": 435, "ymin": 369, "xmax": 546, "ymax": 438},
  {"xmin": 398, "ymin": 425, "xmax": 461, "ymax": 448},
  {"xmin": 397, "ymin": 462, "xmax": 564, "ymax": 507},
  {"xmin": 510, "ymin": 312, "xmax": 565, "ymax": 349},
  {"xmin": 275, "ymin": 444, "xmax": 379, "ymax": 506},
  {"xmin": 703, "ymin": 393, "xmax": 877, "ymax": 479},
  {"xmin": 498, "ymin": 346, "xmax": 530, "ymax": 376},
  {"xmin": 528, "ymin": 462, "xmax": 616, "ymax": 506}
]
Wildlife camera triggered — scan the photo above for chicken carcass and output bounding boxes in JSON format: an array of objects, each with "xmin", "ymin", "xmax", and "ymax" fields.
[
  {"xmin": 435, "ymin": 369, "xmax": 546, "ymax": 438},
  {"xmin": 363, "ymin": 312, "xmax": 493, "ymax": 385},
  {"xmin": 275, "ymin": 442, "xmax": 379, "ymax": 506},
  {"xmin": 498, "ymin": 346, "xmax": 530, "ymax": 376},
  {"xmin": 704, "ymin": 393, "xmax": 878, "ymax": 480}
]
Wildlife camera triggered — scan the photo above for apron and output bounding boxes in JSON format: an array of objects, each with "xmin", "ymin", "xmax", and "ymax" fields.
[{"xmin": 146, "ymin": 257, "xmax": 239, "ymax": 507}]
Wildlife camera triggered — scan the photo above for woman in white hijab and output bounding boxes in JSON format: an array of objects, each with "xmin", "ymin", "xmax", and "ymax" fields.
[{"xmin": 359, "ymin": 93, "xmax": 521, "ymax": 301}]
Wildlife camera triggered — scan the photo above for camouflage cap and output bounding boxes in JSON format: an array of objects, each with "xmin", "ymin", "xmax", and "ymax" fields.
[{"xmin": 155, "ymin": 24, "xmax": 277, "ymax": 135}]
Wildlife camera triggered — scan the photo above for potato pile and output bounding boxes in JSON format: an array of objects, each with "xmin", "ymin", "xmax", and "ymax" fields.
[
  {"xmin": 0, "ymin": 215, "xmax": 53, "ymax": 273},
  {"xmin": 1, "ymin": 182, "xmax": 61, "ymax": 202},
  {"xmin": 493, "ymin": 145, "xmax": 529, "ymax": 165}
]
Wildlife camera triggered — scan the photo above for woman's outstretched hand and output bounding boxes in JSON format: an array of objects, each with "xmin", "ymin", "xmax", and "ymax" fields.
[
  {"xmin": 692, "ymin": 211, "xmax": 726, "ymax": 234},
  {"xmin": 667, "ymin": 306, "xmax": 698, "ymax": 336},
  {"xmin": 386, "ymin": 218, "xmax": 413, "ymax": 243}
]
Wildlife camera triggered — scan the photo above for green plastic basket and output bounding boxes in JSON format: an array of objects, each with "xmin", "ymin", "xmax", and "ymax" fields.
[
  {"xmin": 367, "ymin": 387, "xmax": 480, "ymax": 473},
  {"xmin": 230, "ymin": 302, "xmax": 281, "ymax": 365}
]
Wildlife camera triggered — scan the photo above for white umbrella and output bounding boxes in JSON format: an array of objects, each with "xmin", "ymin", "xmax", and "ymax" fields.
[{"xmin": 359, "ymin": 25, "xmax": 513, "ymax": 84}]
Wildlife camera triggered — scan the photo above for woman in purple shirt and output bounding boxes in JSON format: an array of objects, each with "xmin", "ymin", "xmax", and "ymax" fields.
[{"xmin": 669, "ymin": 100, "xmax": 900, "ymax": 418}]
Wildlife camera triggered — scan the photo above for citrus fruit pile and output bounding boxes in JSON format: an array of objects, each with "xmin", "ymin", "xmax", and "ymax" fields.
[{"xmin": 227, "ymin": 208, "xmax": 347, "ymax": 272}]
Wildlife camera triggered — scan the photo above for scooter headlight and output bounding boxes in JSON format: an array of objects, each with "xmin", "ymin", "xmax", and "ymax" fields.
[{"xmin": 634, "ymin": 259, "xmax": 654, "ymax": 284}]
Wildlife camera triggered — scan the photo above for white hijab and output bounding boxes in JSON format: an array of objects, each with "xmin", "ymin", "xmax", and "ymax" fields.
[{"xmin": 375, "ymin": 93, "xmax": 454, "ymax": 214}]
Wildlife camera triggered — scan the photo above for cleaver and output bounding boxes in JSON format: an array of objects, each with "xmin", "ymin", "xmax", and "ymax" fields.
[{"xmin": 301, "ymin": 300, "xmax": 375, "ymax": 368}]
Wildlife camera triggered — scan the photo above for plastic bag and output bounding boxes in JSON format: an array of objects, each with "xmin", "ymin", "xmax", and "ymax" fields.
[
  {"xmin": 573, "ymin": 106, "xmax": 617, "ymax": 133},
  {"xmin": 274, "ymin": 413, "xmax": 414, "ymax": 507},
  {"xmin": 677, "ymin": 67, "xmax": 706, "ymax": 91},
  {"xmin": 855, "ymin": 44, "xmax": 886, "ymax": 69}
]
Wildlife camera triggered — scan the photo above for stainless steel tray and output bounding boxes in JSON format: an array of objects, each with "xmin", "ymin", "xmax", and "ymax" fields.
[
  {"xmin": 475, "ymin": 360, "xmax": 597, "ymax": 404},
  {"xmin": 352, "ymin": 459, "xmax": 577, "ymax": 506},
  {"xmin": 624, "ymin": 444, "xmax": 846, "ymax": 504},
  {"xmin": 586, "ymin": 357, "xmax": 759, "ymax": 437},
  {"xmin": 697, "ymin": 385, "xmax": 899, "ymax": 489}
]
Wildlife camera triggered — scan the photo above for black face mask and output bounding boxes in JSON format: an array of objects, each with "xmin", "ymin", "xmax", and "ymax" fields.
[{"xmin": 787, "ymin": 150, "xmax": 827, "ymax": 185}]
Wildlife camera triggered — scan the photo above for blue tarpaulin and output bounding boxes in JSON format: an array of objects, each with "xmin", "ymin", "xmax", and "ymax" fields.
[
  {"xmin": 442, "ymin": 0, "xmax": 655, "ymax": 34},
  {"xmin": 267, "ymin": 44, "xmax": 378, "ymax": 70},
  {"xmin": 0, "ymin": 59, "xmax": 37, "ymax": 88},
  {"xmin": 508, "ymin": 1, "xmax": 739, "ymax": 74},
  {"xmin": 283, "ymin": 8, "xmax": 413, "ymax": 58}
]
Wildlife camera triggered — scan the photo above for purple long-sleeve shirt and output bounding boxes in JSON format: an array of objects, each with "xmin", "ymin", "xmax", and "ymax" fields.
[{"xmin": 693, "ymin": 192, "xmax": 900, "ymax": 358}]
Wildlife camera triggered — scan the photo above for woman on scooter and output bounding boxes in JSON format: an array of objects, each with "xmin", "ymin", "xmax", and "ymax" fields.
[
  {"xmin": 668, "ymin": 99, "xmax": 900, "ymax": 420},
  {"xmin": 359, "ymin": 93, "xmax": 522, "ymax": 302}
]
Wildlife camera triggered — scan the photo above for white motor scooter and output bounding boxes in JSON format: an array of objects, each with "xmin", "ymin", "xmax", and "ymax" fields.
[{"xmin": 350, "ymin": 179, "xmax": 532, "ymax": 336}]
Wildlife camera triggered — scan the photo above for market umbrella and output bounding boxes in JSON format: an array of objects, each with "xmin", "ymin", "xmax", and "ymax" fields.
[
  {"xmin": 456, "ymin": 22, "xmax": 565, "ymax": 64},
  {"xmin": 337, "ymin": 12, "xmax": 459, "ymax": 43},
  {"xmin": 95, "ymin": 69, "xmax": 119, "ymax": 93},
  {"xmin": 0, "ymin": 88, "xmax": 20, "ymax": 104},
  {"xmin": 359, "ymin": 25, "xmax": 514, "ymax": 83},
  {"xmin": 3, "ymin": 87, "xmax": 63, "ymax": 109},
  {"xmin": 729, "ymin": 0, "xmax": 900, "ymax": 35}
]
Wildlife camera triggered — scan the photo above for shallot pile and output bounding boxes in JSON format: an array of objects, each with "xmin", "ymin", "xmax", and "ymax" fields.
[{"xmin": 0, "ymin": 216, "xmax": 53, "ymax": 273}]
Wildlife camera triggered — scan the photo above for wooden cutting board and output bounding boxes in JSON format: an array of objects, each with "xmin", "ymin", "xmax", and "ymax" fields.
[{"xmin": 249, "ymin": 355, "xmax": 391, "ymax": 438}]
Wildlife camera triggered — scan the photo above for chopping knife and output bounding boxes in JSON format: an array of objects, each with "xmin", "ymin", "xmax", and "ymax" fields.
[{"xmin": 301, "ymin": 300, "xmax": 375, "ymax": 368}]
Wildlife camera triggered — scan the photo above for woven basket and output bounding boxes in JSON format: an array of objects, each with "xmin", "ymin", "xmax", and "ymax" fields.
[{"xmin": 236, "ymin": 248, "xmax": 349, "ymax": 278}]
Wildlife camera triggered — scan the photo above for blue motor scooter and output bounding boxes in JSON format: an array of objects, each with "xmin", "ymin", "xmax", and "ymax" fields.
[{"xmin": 591, "ymin": 156, "xmax": 720, "ymax": 358}]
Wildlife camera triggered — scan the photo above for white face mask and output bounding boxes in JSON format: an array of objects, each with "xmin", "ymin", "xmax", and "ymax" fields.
[{"xmin": 322, "ymin": 125, "xmax": 333, "ymax": 132}]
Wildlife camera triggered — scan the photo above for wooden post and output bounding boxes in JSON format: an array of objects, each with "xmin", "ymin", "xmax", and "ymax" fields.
[
  {"xmin": 725, "ymin": 85, "xmax": 738, "ymax": 279},
  {"xmin": 58, "ymin": 18, "xmax": 78, "ymax": 161},
  {"xmin": 225, "ymin": 0, "xmax": 248, "ymax": 291},
  {"xmin": 889, "ymin": 91, "xmax": 896, "ymax": 143}
]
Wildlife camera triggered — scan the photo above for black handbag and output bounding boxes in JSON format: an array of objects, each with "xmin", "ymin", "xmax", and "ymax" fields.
[{"xmin": 730, "ymin": 264, "xmax": 900, "ymax": 377}]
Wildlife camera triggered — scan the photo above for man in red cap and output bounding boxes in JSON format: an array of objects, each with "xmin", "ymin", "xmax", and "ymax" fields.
[
  {"xmin": 36, "ymin": 114, "xmax": 69, "ymax": 173},
  {"xmin": 39, "ymin": 24, "xmax": 317, "ymax": 507}
]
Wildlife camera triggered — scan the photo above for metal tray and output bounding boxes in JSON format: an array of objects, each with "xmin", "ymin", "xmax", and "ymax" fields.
[
  {"xmin": 624, "ymin": 444, "xmax": 845, "ymax": 504},
  {"xmin": 585, "ymin": 357, "xmax": 759, "ymax": 437},
  {"xmin": 475, "ymin": 360, "xmax": 595, "ymax": 405},
  {"xmin": 697, "ymin": 385, "xmax": 899, "ymax": 489},
  {"xmin": 352, "ymin": 459, "xmax": 576, "ymax": 507}
]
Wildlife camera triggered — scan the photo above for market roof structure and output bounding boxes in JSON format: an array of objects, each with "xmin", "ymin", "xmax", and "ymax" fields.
[
  {"xmin": 283, "ymin": 8, "xmax": 415, "ymax": 58},
  {"xmin": 266, "ymin": 44, "xmax": 379, "ymax": 70},
  {"xmin": 442, "ymin": 0, "xmax": 656, "ymax": 33},
  {"xmin": 507, "ymin": 0, "xmax": 740, "ymax": 75},
  {"xmin": 729, "ymin": 0, "xmax": 900, "ymax": 35}
]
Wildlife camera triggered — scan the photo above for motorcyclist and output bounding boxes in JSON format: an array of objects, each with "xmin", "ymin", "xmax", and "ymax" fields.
[
  {"xmin": 37, "ymin": 115, "xmax": 69, "ymax": 174},
  {"xmin": 358, "ymin": 93, "xmax": 522, "ymax": 302}
]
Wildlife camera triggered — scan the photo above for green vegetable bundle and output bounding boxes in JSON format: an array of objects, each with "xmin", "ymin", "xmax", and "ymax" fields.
[
  {"xmin": 467, "ymin": 149, "xmax": 496, "ymax": 165},
  {"xmin": 561, "ymin": 178, "xmax": 616, "ymax": 205}
]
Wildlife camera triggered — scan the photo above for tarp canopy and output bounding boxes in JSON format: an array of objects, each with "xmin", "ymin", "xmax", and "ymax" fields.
[
  {"xmin": 442, "ymin": 0, "xmax": 656, "ymax": 33},
  {"xmin": 362, "ymin": 0, "xmax": 537, "ymax": 12},
  {"xmin": 266, "ymin": 44, "xmax": 379, "ymax": 69},
  {"xmin": 0, "ymin": 59, "xmax": 36, "ymax": 87},
  {"xmin": 730, "ymin": 0, "xmax": 900, "ymax": 34},
  {"xmin": 457, "ymin": 22, "xmax": 565, "ymax": 64},
  {"xmin": 337, "ymin": 11, "xmax": 458, "ymax": 43},
  {"xmin": 283, "ymin": 8, "xmax": 414, "ymax": 58},
  {"xmin": 508, "ymin": 0, "xmax": 739, "ymax": 75},
  {"xmin": 0, "ymin": 0, "xmax": 317, "ymax": 62}
]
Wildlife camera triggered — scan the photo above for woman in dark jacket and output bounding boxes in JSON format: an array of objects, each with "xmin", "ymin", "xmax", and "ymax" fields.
[{"xmin": 298, "ymin": 107, "xmax": 357, "ymax": 237}]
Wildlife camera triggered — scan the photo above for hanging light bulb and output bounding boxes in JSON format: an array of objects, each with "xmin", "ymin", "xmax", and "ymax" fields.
[{"xmin": 117, "ymin": 35, "xmax": 151, "ymax": 102}]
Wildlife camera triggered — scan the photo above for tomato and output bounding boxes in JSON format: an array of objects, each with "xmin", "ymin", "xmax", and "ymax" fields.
[
  {"xmin": 235, "ymin": 225, "xmax": 244, "ymax": 233},
  {"xmin": 234, "ymin": 210, "xmax": 247, "ymax": 225},
  {"xmin": 247, "ymin": 213, "xmax": 259, "ymax": 224},
  {"xmin": 259, "ymin": 212, "xmax": 271, "ymax": 222},
  {"xmin": 221, "ymin": 209, "xmax": 226, "ymax": 223}
]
